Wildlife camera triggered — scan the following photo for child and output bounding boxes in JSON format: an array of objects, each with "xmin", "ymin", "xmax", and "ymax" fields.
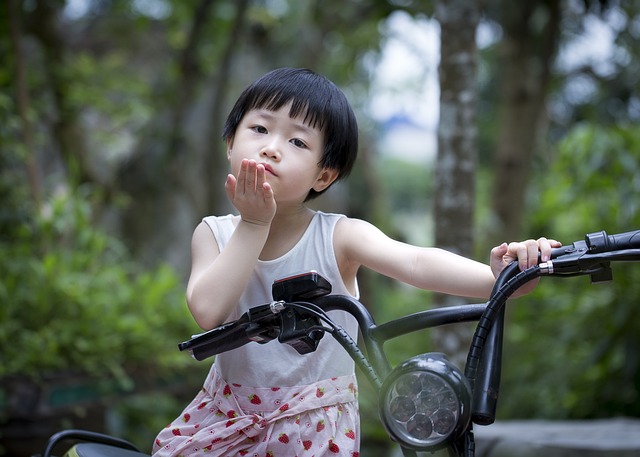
[{"xmin": 152, "ymin": 67, "xmax": 558, "ymax": 456}]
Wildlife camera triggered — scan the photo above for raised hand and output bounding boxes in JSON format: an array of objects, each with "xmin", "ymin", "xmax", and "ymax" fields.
[{"xmin": 225, "ymin": 159, "xmax": 276, "ymax": 226}]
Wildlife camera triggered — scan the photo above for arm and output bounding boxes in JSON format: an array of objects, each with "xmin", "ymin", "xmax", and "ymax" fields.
[
  {"xmin": 186, "ymin": 159, "xmax": 275, "ymax": 330},
  {"xmin": 186, "ymin": 219, "xmax": 269, "ymax": 330},
  {"xmin": 335, "ymin": 218, "xmax": 558, "ymax": 299}
]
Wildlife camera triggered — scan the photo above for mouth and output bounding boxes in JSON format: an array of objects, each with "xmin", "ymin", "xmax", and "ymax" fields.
[{"xmin": 261, "ymin": 163, "xmax": 278, "ymax": 177}]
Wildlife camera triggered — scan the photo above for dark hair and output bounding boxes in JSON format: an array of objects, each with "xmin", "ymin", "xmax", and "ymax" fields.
[{"xmin": 222, "ymin": 67, "xmax": 358, "ymax": 200}]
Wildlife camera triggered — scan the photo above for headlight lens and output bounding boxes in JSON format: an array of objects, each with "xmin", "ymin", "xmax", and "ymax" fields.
[{"xmin": 379, "ymin": 353, "xmax": 471, "ymax": 451}]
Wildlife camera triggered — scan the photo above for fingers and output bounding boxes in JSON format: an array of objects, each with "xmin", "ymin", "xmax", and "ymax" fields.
[
  {"xmin": 246, "ymin": 160, "xmax": 272, "ymax": 203},
  {"xmin": 536, "ymin": 237, "xmax": 549, "ymax": 260},
  {"xmin": 260, "ymin": 180, "xmax": 274, "ymax": 203},
  {"xmin": 535, "ymin": 237, "xmax": 562, "ymax": 262},
  {"xmin": 507, "ymin": 237, "xmax": 562, "ymax": 271},
  {"xmin": 490, "ymin": 242, "xmax": 508, "ymax": 259},
  {"xmin": 225, "ymin": 173, "xmax": 237, "ymax": 200},
  {"xmin": 232, "ymin": 159, "xmax": 265, "ymax": 194},
  {"xmin": 491, "ymin": 236, "xmax": 562, "ymax": 279},
  {"xmin": 507, "ymin": 241, "xmax": 532, "ymax": 271},
  {"xmin": 226, "ymin": 159, "xmax": 276, "ymax": 225},
  {"xmin": 255, "ymin": 162, "xmax": 269, "ymax": 199},
  {"xmin": 235, "ymin": 159, "xmax": 254, "ymax": 194}
]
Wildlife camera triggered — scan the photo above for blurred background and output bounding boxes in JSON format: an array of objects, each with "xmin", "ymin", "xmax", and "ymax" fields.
[{"xmin": 1, "ymin": 0, "xmax": 639, "ymax": 456}]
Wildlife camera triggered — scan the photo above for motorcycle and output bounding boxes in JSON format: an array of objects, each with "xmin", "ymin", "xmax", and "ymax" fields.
[{"xmin": 38, "ymin": 229, "xmax": 640, "ymax": 457}]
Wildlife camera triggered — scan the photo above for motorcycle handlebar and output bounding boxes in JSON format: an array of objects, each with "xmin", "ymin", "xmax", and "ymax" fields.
[
  {"xmin": 544, "ymin": 228, "xmax": 640, "ymax": 277},
  {"xmin": 586, "ymin": 229, "xmax": 640, "ymax": 252},
  {"xmin": 179, "ymin": 304, "xmax": 279, "ymax": 360},
  {"xmin": 179, "ymin": 229, "xmax": 640, "ymax": 362},
  {"xmin": 550, "ymin": 229, "xmax": 640, "ymax": 258}
]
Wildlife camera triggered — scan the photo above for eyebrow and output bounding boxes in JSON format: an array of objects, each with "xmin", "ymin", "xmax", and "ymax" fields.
[{"xmin": 251, "ymin": 109, "xmax": 321, "ymax": 137}]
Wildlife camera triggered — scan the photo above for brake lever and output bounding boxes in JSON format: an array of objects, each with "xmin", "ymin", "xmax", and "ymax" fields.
[
  {"xmin": 541, "ymin": 239, "xmax": 614, "ymax": 283},
  {"xmin": 541, "ymin": 239, "xmax": 640, "ymax": 283}
]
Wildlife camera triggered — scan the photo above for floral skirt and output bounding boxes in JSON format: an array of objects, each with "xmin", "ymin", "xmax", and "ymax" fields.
[{"xmin": 152, "ymin": 367, "xmax": 360, "ymax": 456}]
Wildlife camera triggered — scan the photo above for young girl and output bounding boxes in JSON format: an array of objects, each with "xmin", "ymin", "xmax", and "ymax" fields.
[{"xmin": 152, "ymin": 67, "xmax": 558, "ymax": 456}]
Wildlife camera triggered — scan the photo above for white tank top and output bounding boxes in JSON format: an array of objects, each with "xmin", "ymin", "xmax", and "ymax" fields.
[{"xmin": 202, "ymin": 211, "xmax": 359, "ymax": 387}]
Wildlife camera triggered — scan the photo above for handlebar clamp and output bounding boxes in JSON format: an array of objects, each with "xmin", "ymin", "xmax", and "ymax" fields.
[
  {"xmin": 270, "ymin": 300, "xmax": 286, "ymax": 313},
  {"xmin": 278, "ymin": 307, "xmax": 325, "ymax": 355}
]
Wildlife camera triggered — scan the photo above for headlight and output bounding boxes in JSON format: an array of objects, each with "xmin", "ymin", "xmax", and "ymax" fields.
[{"xmin": 379, "ymin": 353, "xmax": 471, "ymax": 451}]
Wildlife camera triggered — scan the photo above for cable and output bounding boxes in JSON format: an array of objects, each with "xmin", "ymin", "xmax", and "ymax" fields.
[
  {"xmin": 284, "ymin": 302, "xmax": 383, "ymax": 388},
  {"xmin": 464, "ymin": 265, "xmax": 542, "ymax": 389}
]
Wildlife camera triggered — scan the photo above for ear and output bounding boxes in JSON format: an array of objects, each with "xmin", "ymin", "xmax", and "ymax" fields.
[
  {"xmin": 312, "ymin": 167, "xmax": 340, "ymax": 193},
  {"xmin": 226, "ymin": 137, "xmax": 234, "ymax": 161}
]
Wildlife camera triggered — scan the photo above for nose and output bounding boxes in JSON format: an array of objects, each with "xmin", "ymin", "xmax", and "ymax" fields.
[{"xmin": 260, "ymin": 139, "xmax": 281, "ymax": 161}]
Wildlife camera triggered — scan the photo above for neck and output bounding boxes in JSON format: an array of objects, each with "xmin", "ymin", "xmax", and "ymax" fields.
[
  {"xmin": 259, "ymin": 205, "xmax": 315, "ymax": 261},
  {"xmin": 273, "ymin": 203, "xmax": 313, "ymax": 224}
]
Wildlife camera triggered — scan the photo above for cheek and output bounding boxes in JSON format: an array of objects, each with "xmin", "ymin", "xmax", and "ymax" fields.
[{"xmin": 228, "ymin": 154, "xmax": 243, "ymax": 176}]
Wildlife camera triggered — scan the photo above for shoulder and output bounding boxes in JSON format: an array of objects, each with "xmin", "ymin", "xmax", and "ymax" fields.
[
  {"xmin": 202, "ymin": 214, "xmax": 238, "ymax": 229},
  {"xmin": 334, "ymin": 216, "xmax": 417, "ymax": 271},
  {"xmin": 334, "ymin": 216, "xmax": 391, "ymax": 257},
  {"xmin": 192, "ymin": 214, "xmax": 237, "ymax": 249},
  {"xmin": 334, "ymin": 215, "xmax": 384, "ymax": 237},
  {"xmin": 313, "ymin": 211, "xmax": 346, "ymax": 223}
]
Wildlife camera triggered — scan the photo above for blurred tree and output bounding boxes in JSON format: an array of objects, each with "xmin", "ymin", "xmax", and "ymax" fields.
[
  {"xmin": 486, "ymin": 0, "xmax": 561, "ymax": 245},
  {"xmin": 431, "ymin": 0, "xmax": 480, "ymax": 363},
  {"xmin": 480, "ymin": 0, "xmax": 639, "ymax": 246},
  {"xmin": 7, "ymin": 0, "xmax": 40, "ymax": 205},
  {"xmin": 115, "ymin": 0, "xmax": 250, "ymax": 272},
  {"xmin": 27, "ymin": 0, "xmax": 101, "ymax": 187},
  {"xmin": 434, "ymin": 0, "xmax": 478, "ymax": 259},
  {"xmin": 8, "ymin": 0, "xmax": 408, "ymax": 274}
]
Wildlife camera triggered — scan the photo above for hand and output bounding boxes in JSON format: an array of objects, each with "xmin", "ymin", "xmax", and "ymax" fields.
[
  {"xmin": 490, "ymin": 237, "xmax": 562, "ymax": 278},
  {"xmin": 225, "ymin": 159, "xmax": 276, "ymax": 226}
]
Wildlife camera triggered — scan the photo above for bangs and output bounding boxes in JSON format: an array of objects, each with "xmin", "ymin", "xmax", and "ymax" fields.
[{"xmin": 245, "ymin": 90, "xmax": 327, "ymax": 132}]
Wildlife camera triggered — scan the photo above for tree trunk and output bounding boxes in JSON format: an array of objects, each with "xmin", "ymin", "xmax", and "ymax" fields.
[
  {"xmin": 432, "ymin": 0, "xmax": 480, "ymax": 363},
  {"xmin": 8, "ymin": 0, "xmax": 41, "ymax": 206},
  {"xmin": 29, "ymin": 0, "xmax": 93, "ymax": 187},
  {"xmin": 204, "ymin": 0, "xmax": 251, "ymax": 216},
  {"xmin": 489, "ymin": 0, "xmax": 560, "ymax": 245},
  {"xmin": 115, "ymin": 0, "xmax": 252, "ymax": 273}
]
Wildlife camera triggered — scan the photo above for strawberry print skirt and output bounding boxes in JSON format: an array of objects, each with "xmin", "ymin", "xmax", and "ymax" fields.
[{"xmin": 152, "ymin": 367, "xmax": 360, "ymax": 456}]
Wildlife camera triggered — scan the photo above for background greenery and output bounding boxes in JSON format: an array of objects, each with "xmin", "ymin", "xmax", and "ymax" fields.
[{"xmin": 2, "ymin": 1, "xmax": 639, "ymax": 456}]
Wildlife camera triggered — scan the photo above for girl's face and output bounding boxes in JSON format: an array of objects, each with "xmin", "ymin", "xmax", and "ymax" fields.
[{"xmin": 228, "ymin": 103, "xmax": 336, "ymax": 204}]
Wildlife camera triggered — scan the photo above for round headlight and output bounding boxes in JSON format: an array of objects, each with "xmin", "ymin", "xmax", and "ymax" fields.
[{"xmin": 379, "ymin": 353, "xmax": 471, "ymax": 451}]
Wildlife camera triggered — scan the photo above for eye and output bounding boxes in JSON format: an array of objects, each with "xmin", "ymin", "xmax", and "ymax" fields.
[
  {"xmin": 291, "ymin": 138, "xmax": 308, "ymax": 149},
  {"xmin": 251, "ymin": 125, "xmax": 268, "ymax": 134}
]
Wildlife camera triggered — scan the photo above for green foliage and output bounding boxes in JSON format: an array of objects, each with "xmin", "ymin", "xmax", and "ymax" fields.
[
  {"xmin": 499, "ymin": 123, "xmax": 640, "ymax": 419},
  {"xmin": 377, "ymin": 158, "xmax": 432, "ymax": 214},
  {"xmin": 0, "ymin": 186, "xmax": 200, "ymax": 384}
]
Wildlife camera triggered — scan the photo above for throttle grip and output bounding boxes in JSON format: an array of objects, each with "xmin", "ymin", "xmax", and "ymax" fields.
[{"xmin": 586, "ymin": 229, "xmax": 640, "ymax": 253}]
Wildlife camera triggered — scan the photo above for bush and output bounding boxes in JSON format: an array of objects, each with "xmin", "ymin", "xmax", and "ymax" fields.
[
  {"xmin": 0, "ymin": 186, "xmax": 200, "ymax": 384},
  {"xmin": 499, "ymin": 123, "xmax": 640, "ymax": 419}
]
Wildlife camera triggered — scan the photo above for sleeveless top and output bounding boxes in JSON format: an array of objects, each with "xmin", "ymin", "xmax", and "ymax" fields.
[{"xmin": 202, "ymin": 211, "xmax": 359, "ymax": 388}]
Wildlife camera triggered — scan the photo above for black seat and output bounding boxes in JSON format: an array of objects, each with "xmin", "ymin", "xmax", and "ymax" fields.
[{"xmin": 65, "ymin": 443, "xmax": 150, "ymax": 457}]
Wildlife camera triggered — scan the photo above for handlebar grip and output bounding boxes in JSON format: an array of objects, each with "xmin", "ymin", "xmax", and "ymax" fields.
[
  {"xmin": 179, "ymin": 304, "xmax": 280, "ymax": 361},
  {"xmin": 549, "ymin": 229, "xmax": 640, "ymax": 261},
  {"xmin": 179, "ymin": 319, "xmax": 247, "ymax": 357},
  {"xmin": 185, "ymin": 326, "xmax": 251, "ymax": 361},
  {"xmin": 586, "ymin": 229, "xmax": 640, "ymax": 253}
]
